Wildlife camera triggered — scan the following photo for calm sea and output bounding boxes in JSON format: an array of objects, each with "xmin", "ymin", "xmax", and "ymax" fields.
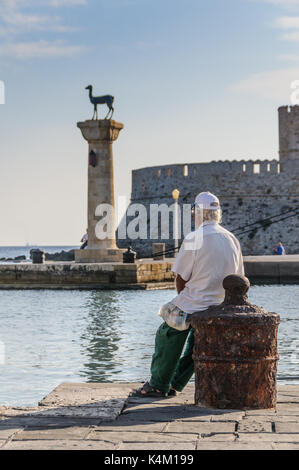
[
  {"xmin": 0, "ymin": 246, "xmax": 79, "ymax": 261},
  {"xmin": 0, "ymin": 284, "xmax": 298, "ymax": 406}
]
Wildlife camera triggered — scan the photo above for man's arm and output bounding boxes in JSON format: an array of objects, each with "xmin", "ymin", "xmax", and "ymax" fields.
[{"xmin": 176, "ymin": 274, "xmax": 188, "ymax": 294}]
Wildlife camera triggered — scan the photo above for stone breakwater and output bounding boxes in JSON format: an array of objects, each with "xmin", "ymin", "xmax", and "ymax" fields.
[
  {"xmin": 0, "ymin": 256, "xmax": 298, "ymax": 289},
  {"xmin": 0, "ymin": 260, "xmax": 175, "ymax": 290}
]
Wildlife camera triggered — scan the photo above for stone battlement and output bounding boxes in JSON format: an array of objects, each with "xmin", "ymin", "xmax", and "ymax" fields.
[{"xmin": 118, "ymin": 106, "xmax": 299, "ymax": 257}]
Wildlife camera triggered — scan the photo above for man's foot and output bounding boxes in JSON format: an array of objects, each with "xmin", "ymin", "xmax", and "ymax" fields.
[
  {"xmin": 130, "ymin": 381, "xmax": 168, "ymax": 398},
  {"xmin": 168, "ymin": 387, "xmax": 177, "ymax": 397}
]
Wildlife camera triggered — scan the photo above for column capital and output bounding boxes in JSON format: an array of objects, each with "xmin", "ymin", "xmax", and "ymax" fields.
[{"xmin": 77, "ymin": 119, "xmax": 124, "ymax": 143}]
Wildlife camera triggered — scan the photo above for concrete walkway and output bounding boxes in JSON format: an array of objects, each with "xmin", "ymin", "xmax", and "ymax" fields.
[{"xmin": 1, "ymin": 382, "xmax": 299, "ymax": 450}]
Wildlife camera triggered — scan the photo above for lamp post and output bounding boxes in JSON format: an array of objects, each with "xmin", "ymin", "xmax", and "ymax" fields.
[{"xmin": 172, "ymin": 189, "xmax": 180, "ymax": 257}]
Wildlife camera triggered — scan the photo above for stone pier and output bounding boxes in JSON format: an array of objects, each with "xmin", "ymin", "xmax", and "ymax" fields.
[
  {"xmin": 1, "ymin": 383, "xmax": 299, "ymax": 450},
  {"xmin": 75, "ymin": 119, "xmax": 125, "ymax": 263},
  {"xmin": 0, "ymin": 256, "xmax": 298, "ymax": 289}
]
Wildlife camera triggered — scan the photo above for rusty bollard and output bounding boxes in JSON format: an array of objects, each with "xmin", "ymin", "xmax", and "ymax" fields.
[{"xmin": 191, "ymin": 275, "xmax": 280, "ymax": 410}]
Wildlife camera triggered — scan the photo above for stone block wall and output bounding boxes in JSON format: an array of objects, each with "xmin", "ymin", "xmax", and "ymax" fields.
[{"xmin": 117, "ymin": 159, "xmax": 298, "ymax": 257}]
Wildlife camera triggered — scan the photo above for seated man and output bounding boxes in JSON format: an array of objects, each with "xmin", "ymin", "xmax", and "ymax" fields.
[
  {"xmin": 273, "ymin": 242, "xmax": 286, "ymax": 255},
  {"xmin": 132, "ymin": 192, "xmax": 244, "ymax": 398}
]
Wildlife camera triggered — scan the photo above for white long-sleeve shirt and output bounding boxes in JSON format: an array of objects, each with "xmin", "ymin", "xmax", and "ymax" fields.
[{"xmin": 171, "ymin": 221, "xmax": 244, "ymax": 314}]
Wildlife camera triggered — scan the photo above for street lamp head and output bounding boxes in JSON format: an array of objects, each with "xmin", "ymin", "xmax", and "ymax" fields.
[{"xmin": 172, "ymin": 188, "xmax": 180, "ymax": 200}]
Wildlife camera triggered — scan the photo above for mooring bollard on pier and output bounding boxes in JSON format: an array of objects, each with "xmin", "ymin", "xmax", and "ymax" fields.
[
  {"xmin": 30, "ymin": 249, "xmax": 45, "ymax": 264},
  {"xmin": 152, "ymin": 243, "xmax": 165, "ymax": 260},
  {"xmin": 191, "ymin": 275, "xmax": 280, "ymax": 410},
  {"xmin": 123, "ymin": 246, "xmax": 136, "ymax": 264}
]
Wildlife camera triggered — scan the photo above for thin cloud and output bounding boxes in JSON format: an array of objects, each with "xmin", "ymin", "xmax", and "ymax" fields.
[
  {"xmin": 274, "ymin": 16, "xmax": 299, "ymax": 40},
  {"xmin": 274, "ymin": 16, "xmax": 299, "ymax": 28},
  {"xmin": 264, "ymin": 0, "xmax": 299, "ymax": 4},
  {"xmin": 280, "ymin": 53, "xmax": 299, "ymax": 60},
  {"xmin": 0, "ymin": 0, "xmax": 85, "ymax": 35},
  {"xmin": 281, "ymin": 30, "xmax": 299, "ymax": 39},
  {"xmin": 230, "ymin": 67, "xmax": 299, "ymax": 101},
  {"xmin": 0, "ymin": 40, "xmax": 85, "ymax": 58},
  {"xmin": 50, "ymin": 0, "xmax": 87, "ymax": 5},
  {"xmin": 0, "ymin": 0, "xmax": 85, "ymax": 58}
]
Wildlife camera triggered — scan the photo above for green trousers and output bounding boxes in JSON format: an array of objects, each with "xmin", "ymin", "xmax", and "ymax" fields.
[{"xmin": 149, "ymin": 322, "xmax": 195, "ymax": 394}]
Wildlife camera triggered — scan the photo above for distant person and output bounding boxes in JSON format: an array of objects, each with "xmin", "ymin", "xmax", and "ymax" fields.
[
  {"xmin": 273, "ymin": 242, "xmax": 286, "ymax": 256},
  {"xmin": 80, "ymin": 230, "xmax": 88, "ymax": 250}
]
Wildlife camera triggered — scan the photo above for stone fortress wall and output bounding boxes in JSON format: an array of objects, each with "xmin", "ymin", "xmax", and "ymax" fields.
[{"xmin": 117, "ymin": 106, "xmax": 299, "ymax": 257}]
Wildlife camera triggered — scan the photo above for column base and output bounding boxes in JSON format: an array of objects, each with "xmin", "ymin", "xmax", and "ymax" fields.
[{"xmin": 75, "ymin": 248, "xmax": 126, "ymax": 263}]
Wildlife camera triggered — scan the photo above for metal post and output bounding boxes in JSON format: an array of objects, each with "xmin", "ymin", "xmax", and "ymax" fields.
[{"xmin": 172, "ymin": 189, "xmax": 180, "ymax": 257}]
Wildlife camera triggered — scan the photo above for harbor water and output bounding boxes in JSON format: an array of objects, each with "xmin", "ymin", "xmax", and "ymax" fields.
[{"xmin": 0, "ymin": 284, "xmax": 298, "ymax": 407}]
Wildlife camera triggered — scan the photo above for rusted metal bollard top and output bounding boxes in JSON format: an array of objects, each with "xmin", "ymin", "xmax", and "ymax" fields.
[{"xmin": 191, "ymin": 275, "xmax": 280, "ymax": 410}]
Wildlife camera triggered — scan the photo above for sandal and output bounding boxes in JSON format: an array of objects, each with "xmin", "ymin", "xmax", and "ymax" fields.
[{"xmin": 130, "ymin": 381, "xmax": 168, "ymax": 398}]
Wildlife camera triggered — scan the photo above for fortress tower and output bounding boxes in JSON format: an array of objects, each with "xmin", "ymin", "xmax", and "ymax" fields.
[
  {"xmin": 117, "ymin": 105, "xmax": 298, "ymax": 256},
  {"xmin": 279, "ymin": 105, "xmax": 299, "ymax": 171}
]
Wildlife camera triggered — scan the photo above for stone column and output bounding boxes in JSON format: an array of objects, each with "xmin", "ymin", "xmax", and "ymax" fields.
[{"xmin": 75, "ymin": 119, "xmax": 125, "ymax": 263}]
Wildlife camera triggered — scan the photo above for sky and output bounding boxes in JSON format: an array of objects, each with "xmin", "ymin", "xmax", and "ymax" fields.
[{"xmin": 0, "ymin": 0, "xmax": 299, "ymax": 245}]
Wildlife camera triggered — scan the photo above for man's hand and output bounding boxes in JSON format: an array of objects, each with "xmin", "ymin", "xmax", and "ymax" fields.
[{"xmin": 176, "ymin": 274, "xmax": 188, "ymax": 294}]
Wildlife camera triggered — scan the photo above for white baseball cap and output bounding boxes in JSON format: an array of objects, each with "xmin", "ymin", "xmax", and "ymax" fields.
[{"xmin": 194, "ymin": 192, "xmax": 220, "ymax": 210}]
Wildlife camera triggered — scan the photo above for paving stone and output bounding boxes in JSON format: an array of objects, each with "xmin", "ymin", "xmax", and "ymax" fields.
[
  {"xmin": 237, "ymin": 433, "xmax": 299, "ymax": 442},
  {"xmin": 210, "ymin": 412, "xmax": 245, "ymax": 422},
  {"xmin": 39, "ymin": 382, "xmax": 138, "ymax": 407},
  {"xmin": 126, "ymin": 403, "xmax": 244, "ymax": 420},
  {"xmin": 196, "ymin": 441, "xmax": 274, "ymax": 450},
  {"xmin": 277, "ymin": 386, "xmax": 299, "ymax": 393},
  {"xmin": 165, "ymin": 421, "xmax": 236, "ymax": 434},
  {"xmin": 192, "ymin": 405, "xmax": 242, "ymax": 414},
  {"xmin": 199, "ymin": 433, "xmax": 236, "ymax": 442},
  {"xmin": 0, "ymin": 417, "xmax": 100, "ymax": 427},
  {"xmin": 125, "ymin": 403, "xmax": 188, "ymax": 411},
  {"xmin": 0, "ymin": 427, "xmax": 23, "ymax": 440},
  {"xmin": 119, "ymin": 411, "xmax": 170, "ymax": 422},
  {"xmin": 277, "ymin": 396, "xmax": 299, "ymax": 403},
  {"xmin": 274, "ymin": 442, "xmax": 299, "ymax": 450},
  {"xmin": 88, "ymin": 431, "xmax": 199, "ymax": 442},
  {"xmin": 275, "ymin": 422, "xmax": 299, "ymax": 433},
  {"xmin": 2, "ymin": 439, "xmax": 118, "ymax": 450},
  {"xmin": 137, "ymin": 397, "xmax": 196, "ymax": 406},
  {"xmin": 91, "ymin": 421, "xmax": 166, "ymax": 432},
  {"xmin": 172, "ymin": 415, "xmax": 212, "ymax": 422},
  {"xmin": 245, "ymin": 410, "xmax": 277, "ymax": 416},
  {"xmin": 241, "ymin": 415, "xmax": 277, "ymax": 423},
  {"xmin": 273, "ymin": 416, "xmax": 299, "ymax": 422},
  {"xmin": 122, "ymin": 405, "xmax": 235, "ymax": 422},
  {"xmin": 0, "ymin": 403, "xmax": 124, "ymax": 420},
  {"xmin": 237, "ymin": 420, "xmax": 272, "ymax": 433},
  {"xmin": 118, "ymin": 441, "xmax": 197, "ymax": 450},
  {"xmin": 12, "ymin": 426, "xmax": 91, "ymax": 441},
  {"xmin": 127, "ymin": 391, "xmax": 195, "ymax": 406},
  {"xmin": 180, "ymin": 414, "xmax": 239, "ymax": 422},
  {"xmin": 276, "ymin": 404, "xmax": 299, "ymax": 415},
  {"xmin": 121, "ymin": 409, "xmax": 206, "ymax": 422}
]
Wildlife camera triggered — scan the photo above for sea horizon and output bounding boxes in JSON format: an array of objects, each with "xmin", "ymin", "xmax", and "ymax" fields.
[{"xmin": 0, "ymin": 245, "xmax": 79, "ymax": 260}]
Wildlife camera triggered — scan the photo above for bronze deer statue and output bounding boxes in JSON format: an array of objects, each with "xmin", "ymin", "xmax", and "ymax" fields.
[{"xmin": 85, "ymin": 85, "xmax": 114, "ymax": 120}]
